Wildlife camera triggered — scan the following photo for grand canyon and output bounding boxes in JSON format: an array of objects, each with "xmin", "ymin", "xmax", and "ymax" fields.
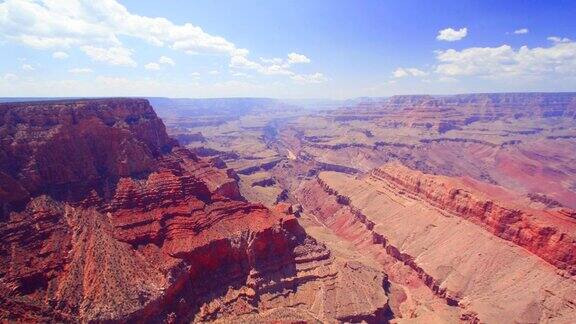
[
  {"xmin": 1, "ymin": 0, "xmax": 575, "ymax": 323},
  {"xmin": 0, "ymin": 93, "xmax": 575, "ymax": 323}
]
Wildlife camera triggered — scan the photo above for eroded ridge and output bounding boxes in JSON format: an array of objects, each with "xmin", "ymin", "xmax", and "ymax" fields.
[
  {"xmin": 0, "ymin": 99, "xmax": 390, "ymax": 323},
  {"xmin": 371, "ymin": 162, "xmax": 576, "ymax": 275},
  {"xmin": 298, "ymin": 163, "xmax": 576, "ymax": 323}
]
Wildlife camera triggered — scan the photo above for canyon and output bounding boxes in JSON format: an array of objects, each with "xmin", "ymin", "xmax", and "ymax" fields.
[
  {"xmin": 1, "ymin": 93, "xmax": 575, "ymax": 323},
  {"xmin": 0, "ymin": 99, "xmax": 390, "ymax": 322}
]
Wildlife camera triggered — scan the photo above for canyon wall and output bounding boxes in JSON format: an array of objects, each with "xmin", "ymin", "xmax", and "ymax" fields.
[
  {"xmin": 297, "ymin": 164, "xmax": 576, "ymax": 323},
  {"xmin": 372, "ymin": 162, "xmax": 576, "ymax": 275},
  {"xmin": 0, "ymin": 99, "xmax": 389, "ymax": 322}
]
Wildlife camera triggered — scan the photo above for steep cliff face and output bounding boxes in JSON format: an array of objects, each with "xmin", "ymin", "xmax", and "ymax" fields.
[
  {"xmin": 297, "ymin": 167, "xmax": 576, "ymax": 323},
  {"xmin": 0, "ymin": 99, "xmax": 177, "ymax": 208},
  {"xmin": 345, "ymin": 93, "xmax": 576, "ymax": 134},
  {"xmin": 342, "ymin": 92, "xmax": 576, "ymax": 119},
  {"xmin": 277, "ymin": 93, "xmax": 576, "ymax": 211},
  {"xmin": 372, "ymin": 162, "xmax": 576, "ymax": 275},
  {"xmin": 0, "ymin": 99, "xmax": 390, "ymax": 322}
]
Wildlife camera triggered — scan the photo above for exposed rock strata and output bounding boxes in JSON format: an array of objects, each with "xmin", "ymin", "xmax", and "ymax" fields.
[
  {"xmin": 298, "ymin": 165, "xmax": 576, "ymax": 323},
  {"xmin": 276, "ymin": 93, "xmax": 576, "ymax": 209},
  {"xmin": 0, "ymin": 99, "xmax": 390, "ymax": 322},
  {"xmin": 372, "ymin": 162, "xmax": 576, "ymax": 274}
]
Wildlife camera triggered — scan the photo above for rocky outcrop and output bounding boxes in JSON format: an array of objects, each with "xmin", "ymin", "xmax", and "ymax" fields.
[
  {"xmin": 372, "ymin": 162, "xmax": 576, "ymax": 274},
  {"xmin": 296, "ymin": 176, "xmax": 474, "ymax": 322},
  {"xmin": 0, "ymin": 98, "xmax": 177, "ymax": 209},
  {"xmin": 301, "ymin": 168, "xmax": 576, "ymax": 323},
  {"xmin": 0, "ymin": 99, "xmax": 390, "ymax": 322},
  {"xmin": 307, "ymin": 177, "xmax": 462, "ymax": 304}
]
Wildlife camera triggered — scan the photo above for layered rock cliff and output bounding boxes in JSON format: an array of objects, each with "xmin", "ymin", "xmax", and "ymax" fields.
[
  {"xmin": 0, "ymin": 99, "xmax": 390, "ymax": 322},
  {"xmin": 297, "ymin": 166, "xmax": 576, "ymax": 323},
  {"xmin": 371, "ymin": 162, "xmax": 576, "ymax": 275},
  {"xmin": 338, "ymin": 92, "xmax": 576, "ymax": 121},
  {"xmin": 0, "ymin": 98, "xmax": 177, "ymax": 210}
]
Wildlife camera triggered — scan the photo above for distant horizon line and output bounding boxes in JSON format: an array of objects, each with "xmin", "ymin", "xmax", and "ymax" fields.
[{"xmin": 1, "ymin": 90, "xmax": 576, "ymax": 102}]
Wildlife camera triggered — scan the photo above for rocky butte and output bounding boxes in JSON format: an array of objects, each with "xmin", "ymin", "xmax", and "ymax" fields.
[{"xmin": 0, "ymin": 99, "xmax": 392, "ymax": 322}]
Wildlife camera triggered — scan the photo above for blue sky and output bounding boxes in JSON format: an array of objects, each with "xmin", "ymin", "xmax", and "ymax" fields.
[{"xmin": 0, "ymin": 0, "xmax": 575, "ymax": 98}]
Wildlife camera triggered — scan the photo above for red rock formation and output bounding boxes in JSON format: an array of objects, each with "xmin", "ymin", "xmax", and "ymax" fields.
[
  {"xmin": 0, "ymin": 99, "xmax": 389, "ymax": 322},
  {"xmin": 298, "ymin": 168, "xmax": 576, "ymax": 323},
  {"xmin": 0, "ymin": 98, "xmax": 177, "ymax": 208},
  {"xmin": 372, "ymin": 162, "xmax": 576, "ymax": 274},
  {"xmin": 337, "ymin": 92, "xmax": 576, "ymax": 125},
  {"xmin": 296, "ymin": 176, "xmax": 474, "ymax": 321}
]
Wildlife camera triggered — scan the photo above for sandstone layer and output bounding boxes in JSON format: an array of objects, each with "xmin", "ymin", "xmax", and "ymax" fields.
[
  {"xmin": 296, "ymin": 163, "xmax": 576, "ymax": 323},
  {"xmin": 158, "ymin": 93, "xmax": 576, "ymax": 323},
  {"xmin": 0, "ymin": 99, "xmax": 391, "ymax": 323},
  {"xmin": 276, "ymin": 93, "xmax": 576, "ymax": 209}
]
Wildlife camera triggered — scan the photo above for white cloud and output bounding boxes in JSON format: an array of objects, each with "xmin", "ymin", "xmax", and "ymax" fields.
[
  {"xmin": 0, "ymin": 0, "xmax": 322, "ymax": 80},
  {"xmin": 80, "ymin": 45, "xmax": 137, "ymax": 67},
  {"xmin": 144, "ymin": 56, "xmax": 175, "ymax": 71},
  {"xmin": 68, "ymin": 67, "xmax": 92, "ymax": 73},
  {"xmin": 190, "ymin": 72, "xmax": 201, "ymax": 77},
  {"xmin": 21, "ymin": 64, "xmax": 34, "ymax": 71},
  {"xmin": 393, "ymin": 67, "xmax": 427, "ymax": 78},
  {"xmin": 513, "ymin": 28, "xmax": 529, "ymax": 35},
  {"xmin": 158, "ymin": 56, "xmax": 175, "ymax": 66},
  {"xmin": 547, "ymin": 36, "xmax": 571, "ymax": 44},
  {"xmin": 287, "ymin": 53, "xmax": 311, "ymax": 64},
  {"xmin": 52, "ymin": 51, "xmax": 69, "ymax": 59},
  {"xmin": 260, "ymin": 57, "xmax": 283, "ymax": 64},
  {"xmin": 232, "ymin": 72, "xmax": 250, "ymax": 77},
  {"xmin": 393, "ymin": 69, "xmax": 408, "ymax": 78},
  {"xmin": 2, "ymin": 73, "xmax": 18, "ymax": 81},
  {"xmin": 144, "ymin": 62, "xmax": 160, "ymax": 71},
  {"xmin": 209, "ymin": 70, "xmax": 219, "ymax": 75},
  {"xmin": 291, "ymin": 72, "xmax": 327, "ymax": 83},
  {"xmin": 435, "ymin": 38, "xmax": 576, "ymax": 79},
  {"xmin": 231, "ymin": 52, "xmax": 322, "ymax": 81},
  {"xmin": 437, "ymin": 27, "xmax": 468, "ymax": 42}
]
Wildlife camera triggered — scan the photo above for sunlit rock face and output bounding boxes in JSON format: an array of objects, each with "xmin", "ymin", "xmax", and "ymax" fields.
[
  {"xmin": 0, "ymin": 99, "xmax": 391, "ymax": 323},
  {"xmin": 157, "ymin": 93, "xmax": 576, "ymax": 323},
  {"xmin": 296, "ymin": 163, "xmax": 576, "ymax": 323}
]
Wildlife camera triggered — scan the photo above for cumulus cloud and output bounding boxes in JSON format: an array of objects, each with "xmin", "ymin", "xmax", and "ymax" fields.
[
  {"xmin": 231, "ymin": 52, "xmax": 323, "ymax": 82},
  {"xmin": 209, "ymin": 70, "xmax": 220, "ymax": 75},
  {"xmin": 144, "ymin": 62, "xmax": 160, "ymax": 70},
  {"xmin": 287, "ymin": 53, "xmax": 311, "ymax": 64},
  {"xmin": 158, "ymin": 56, "xmax": 175, "ymax": 66},
  {"xmin": 435, "ymin": 37, "xmax": 576, "ymax": 79},
  {"xmin": 547, "ymin": 36, "xmax": 571, "ymax": 43},
  {"xmin": 393, "ymin": 67, "xmax": 427, "ymax": 78},
  {"xmin": 68, "ymin": 67, "xmax": 93, "ymax": 73},
  {"xmin": 437, "ymin": 27, "xmax": 468, "ymax": 41},
  {"xmin": 21, "ymin": 64, "xmax": 34, "ymax": 71},
  {"xmin": 232, "ymin": 72, "xmax": 250, "ymax": 77},
  {"xmin": 52, "ymin": 51, "xmax": 69, "ymax": 59},
  {"xmin": 80, "ymin": 45, "xmax": 137, "ymax": 66},
  {"xmin": 291, "ymin": 72, "xmax": 327, "ymax": 84},
  {"xmin": 144, "ymin": 56, "xmax": 175, "ymax": 71},
  {"xmin": 513, "ymin": 28, "xmax": 529, "ymax": 35},
  {"xmin": 0, "ymin": 0, "xmax": 322, "ymax": 79},
  {"xmin": 260, "ymin": 57, "xmax": 284, "ymax": 64},
  {"xmin": 2, "ymin": 73, "xmax": 18, "ymax": 81}
]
